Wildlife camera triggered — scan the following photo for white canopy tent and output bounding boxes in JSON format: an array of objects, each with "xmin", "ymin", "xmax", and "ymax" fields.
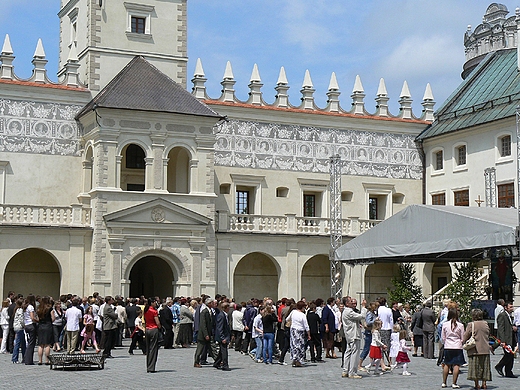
[{"xmin": 336, "ymin": 204, "xmax": 518, "ymax": 264}]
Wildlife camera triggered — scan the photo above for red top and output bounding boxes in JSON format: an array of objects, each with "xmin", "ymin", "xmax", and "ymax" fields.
[{"xmin": 144, "ymin": 307, "xmax": 158, "ymax": 329}]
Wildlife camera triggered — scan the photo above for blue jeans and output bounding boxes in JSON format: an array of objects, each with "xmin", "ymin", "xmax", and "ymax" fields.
[
  {"xmin": 263, "ymin": 332, "xmax": 275, "ymax": 363},
  {"xmin": 254, "ymin": 336, "xmax": 263, "ymax": 360},
  {"xmin": 360, "ymin": 331, "xmax": 372, "ymax": 360},
  {"xmin": 12, "ymin": 330, "xmax": 26, "ymax": 363}
]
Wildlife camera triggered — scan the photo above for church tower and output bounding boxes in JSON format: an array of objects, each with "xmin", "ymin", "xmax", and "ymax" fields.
[{"xmin": 57, "ymin": 0, "xmax": 187, "ymax": 92}]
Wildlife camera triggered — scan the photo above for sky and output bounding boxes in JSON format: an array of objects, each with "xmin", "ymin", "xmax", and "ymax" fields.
[{"xmin": 0, "ymin": 1, "xmax": 515, "ymax": 115}]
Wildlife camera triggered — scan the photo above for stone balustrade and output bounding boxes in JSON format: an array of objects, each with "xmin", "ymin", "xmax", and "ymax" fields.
[
  {"xmin": 0, "ymin": 204, "xmax": 91, "ymax": 227},
  {"xmin": 218, "ymin": 211, "xmax": 380, "ymax": 236}
]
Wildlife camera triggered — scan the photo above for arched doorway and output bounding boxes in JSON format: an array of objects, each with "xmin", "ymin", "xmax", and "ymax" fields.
[
  {"xmin": 431, "ymin": 262, "xmax": 452, "ymax": 296},
  {"xmin": 301, "ymin": 255, "xmax": 329, "ymax": 301},
  {"xmin": 121, "ymin": 143, "xmax": 146, "ymax": 191},
  {"xmin": 363, "ymin": 263, "xmax": 399, "ymax": 302},
  {"xmin": 3, "ymin": 248, "xmax": 61, "ymax": 298},
  {"xmin": 233, "ymin": 253, "xmax": 278, "ymax": 302},
  {"xmin": 129, "ymin": 256, "xmax": 175, "ymax": 298},
  {"xmin": 167, "ymin": 147, "xmax": 190, "ymax": 193}
]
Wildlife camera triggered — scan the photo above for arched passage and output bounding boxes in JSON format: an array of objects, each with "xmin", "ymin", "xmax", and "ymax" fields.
[
  {"xmin": 129, "ymin": 256, "xmax": 175, "ymax": 298},
  {"xmin": 363, "ymin": 263, "xmax": 399, "ymax": 302},
  {"xmin": 121, "ymin": 143, "xmax": 146, "ymax": 191},
  {"xmin": 301, "ymin": 254, "xmax": 329, "ymax": 301},
  {"xmin": 167, "ymin": 146, "xmax": 190, "ymax": 193},
  {"xmin": 3, "ymin": 248, "xmax": 61, "ymax": 298},
  {"xmin": 233, "ymin": 253, "xmax": 278, "ymax": 302}
]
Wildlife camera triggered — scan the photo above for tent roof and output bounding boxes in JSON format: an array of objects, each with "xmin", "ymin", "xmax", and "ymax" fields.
[{"xmin": 336, "ymin": 204, "xmax": 518, "ymax": 264}]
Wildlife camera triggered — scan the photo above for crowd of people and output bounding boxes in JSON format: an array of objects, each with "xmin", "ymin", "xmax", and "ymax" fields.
[{"xmin": 1, "ymin": 290, "xmax": 519, "ymax": 388}]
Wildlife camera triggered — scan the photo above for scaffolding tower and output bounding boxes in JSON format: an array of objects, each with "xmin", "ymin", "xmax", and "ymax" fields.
[
  {"xmin": 329, "ymin": 155, "xmax": 343, "ymax": 299},
  {"xmin": 484, "ymin": 167, "xmax": 497, "ymax": 207}
]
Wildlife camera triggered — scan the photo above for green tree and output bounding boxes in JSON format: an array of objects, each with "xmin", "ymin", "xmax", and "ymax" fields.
[
  {"xmin": 387, "ymin": 263, "xmax": 424, "ymax": 307},
  {"xmin": 443, "ymin": 261, "xmax": 482, "ymax": 324}
]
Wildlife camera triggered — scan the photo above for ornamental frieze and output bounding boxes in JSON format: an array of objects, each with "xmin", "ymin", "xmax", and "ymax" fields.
[
  {"xmin": 0, "ymin": 98, "xmax": 83, "ymax": 156},
  {"xmin": 215, "ymin": 120, "xmax": 422, "ymax": 180}
]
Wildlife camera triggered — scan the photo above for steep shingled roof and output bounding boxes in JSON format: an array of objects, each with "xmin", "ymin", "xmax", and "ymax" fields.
[
  {"xmin": 417, "ymin": 48, "xmax": 520, "ymax": 141},
  {"xmin": 76, "ymin": 56, "xmax": 222, "ymax": 119}
]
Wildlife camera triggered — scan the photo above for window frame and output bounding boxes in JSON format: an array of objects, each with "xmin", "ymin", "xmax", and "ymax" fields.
[
  {"xmin": 124, "ymin": 2, "xmax": 154, "ymax": 38},
  {"xmin": 453, "ymin": 189, "xmax": 470, "ymax": 206},
  {"xmin": 431, "ymin": 148, "xmax": 444, "ymax": 175},
  {"xmin": 431, "ymin": 192, "xmax": 446, "ymax": 205},
  {"xmin": 498, "ymin": 182, "xmax": 515, "ymax": 208},
  {"xmin": 453, "ymin": 143, "xmax": 467, "ymax": 170}
]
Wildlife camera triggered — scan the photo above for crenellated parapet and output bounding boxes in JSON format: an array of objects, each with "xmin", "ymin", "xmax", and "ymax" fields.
[
  {"xmin": 191, "ymin": 59, "xmax": 435, "ymax": 122},
  {"xmin": 0, "ymin": 34, "xmax": 85, "ymax": 89}
]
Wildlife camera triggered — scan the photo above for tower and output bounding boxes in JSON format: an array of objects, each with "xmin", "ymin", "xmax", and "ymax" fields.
[{"xmin": 57, "ymin": 0, "xmax": 187, "ymax": 92}]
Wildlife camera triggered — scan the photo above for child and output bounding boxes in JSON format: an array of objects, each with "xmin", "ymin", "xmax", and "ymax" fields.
[
  {"xmin": 389, "ymin": 323, "xmax": 400, "ymax": 368},
  {"xmin": 80, "ymin": 306, "xmax": 100, "ymax": 353},
  {"xmin": 129, "ymin": 308, "xmax": 145, "ymax": 355},
  {"xmin": 396, "ymin": 329, "xmax": 412, "ymax": 375},
  {"xmin": 368, "ymin": 319, "xmax": 386, "ymax": 375}
]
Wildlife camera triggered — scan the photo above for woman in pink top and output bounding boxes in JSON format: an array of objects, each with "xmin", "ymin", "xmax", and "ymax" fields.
[{"xmin": 441, "ymin": 308, "xmax": 466, "ymax": 389}]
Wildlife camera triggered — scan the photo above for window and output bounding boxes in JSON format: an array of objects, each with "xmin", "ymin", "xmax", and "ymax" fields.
[
  {"xmin": 276, "ymin": 187, "xmax": 289, "ymax": 198},
  {"xmin": 500, "ymin": 135, "xmax": 511, "ymax": 157},
  {"xmin": 369, "ymin": 197, "xmax": 378, "ymax": 220},
  {"xmin": 498, "ymin": 183, "xmax": 514, "ymax": 208},
  {"xmin": 431, "ymin": 193, "xmax": 446, "ymax": 205},
  {"xmin": 435, "ymin": 150, "xmax": 443, "ymax": 170},
  {"xmin": 125, "ymin": 3, "xmax": 154, "ymax": 37},
  {"xmin": 236, "ymin": 190, "xmax": 249, "ymax": 215},
  {"xmin": 131, "ymin": 16, "xmax": 146, "ymax": 34},
  {"xmin": 454, "ymin": 190, "xmax": 469, "ymax": 206},
  {"xmin": 125, "ymin": 144, "xmax": 145, "ymax": 169},
  {"xmin": 303, "ymin": 194, "xmax": 316, "ymax": 217},
  {"xmin": 456, "ymin": 145, "xmax": 466, "ymax": 166}
]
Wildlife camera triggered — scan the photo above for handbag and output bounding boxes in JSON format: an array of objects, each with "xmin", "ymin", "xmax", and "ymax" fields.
[{"xmin": 463, "ymin": 322, "xmax": 476, "ymax": 350}]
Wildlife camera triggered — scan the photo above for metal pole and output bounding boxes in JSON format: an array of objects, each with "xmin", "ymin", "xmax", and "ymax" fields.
[{"xmin": 329, "ymin": 154, "xmax": 343, "ymax": 299}]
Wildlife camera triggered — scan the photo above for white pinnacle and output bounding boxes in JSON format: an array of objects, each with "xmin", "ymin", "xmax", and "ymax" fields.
[
  {"xmin": 67, "ymin": 43, "xmax": 78, "ymax": 62},
  {"xmin": 223, "ymin": 61, "xmax": 234, "ymax": 80},
  {"xmin": 423, "ymin": 83, "xmax": 434, "ymax": 101},
  {"xmin": 250, "ymin": 63, "xmax": 261, "ymax": 83},
  {"xmin": 376, "ymin": 78, "xmax": 387, "ymax": 96},
  {"xmin": 2, "ymin": 34, "xmax": 13, "ymax": 55},
  {"xmin": 33, "ymin": 38, "xmax": 46, "ymax": 58},
  {"xmin": 352, "ymin": 74, "xmax": 364, "ymax": 94},
  {"xmin": 400, "ymin": 80, "xmax": 411, "ymax": 98},
  {"xmin": 302, "ymin": 69, "xmax": 313, "ymax": 88},
  {"xmin": 194, "ymin": 58, "xmax": 205, "ymax": 77},
  {"xmin": 277, "ymin": 66, "xmax": 288, "ymax": 85},
  {"xmin": 328, "ymin": 72, "xmax": 339, "ymax": 91}
]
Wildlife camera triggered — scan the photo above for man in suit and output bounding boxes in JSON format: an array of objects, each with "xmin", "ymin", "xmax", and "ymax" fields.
[
  {"xmin": 159, "ymin": 299, "xmax": 174, "ymax": 349},
  {"xmin": 194, "ymin": 297, "xmax": 214, "ymax": 367},
  {"xmin": 496, "ymin": 302, "xmax": 517, "ymax": 378},
  {"xmin": 125, "ymin": 298, "xmax": 139, "ymax": 337},
  {"xmin": 321, "ymin": 297, "xmax": 338, "ymax": 358},
  {"xmin": 102, "ymin": 296, "xmax": 118, "ymax": 358},
  {"xmin": 213, "ymin": 302, "xmax": 231, "ymax": 371},
  {"xmin": 421, "ymin": 300, "xmax": 437, "ymax": 359},
  {"xmin": 341, "ymin": 298, "xmax": 364, "ymax": 379}
]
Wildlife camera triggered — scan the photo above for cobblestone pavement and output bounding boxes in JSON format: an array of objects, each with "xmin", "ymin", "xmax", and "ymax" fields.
[{"xmin": 0, "ymin": 341, "xmax": 518, "ymax": 389}]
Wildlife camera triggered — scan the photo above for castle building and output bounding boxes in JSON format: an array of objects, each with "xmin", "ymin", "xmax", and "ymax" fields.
[{"xmin": 1, "ymin": 0, "xmax": 441, "ymax": 302}]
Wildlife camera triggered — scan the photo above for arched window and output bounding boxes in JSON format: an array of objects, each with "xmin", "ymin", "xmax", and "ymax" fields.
[
  {"xmin": 121, "ymin": 144, "xmax": 146, "ymax": 191},
  {"xmin": 167, "ymin": 147, "xmax": 190, "ymax": 194},
  {"xmin": 126, "ymin": 144, "xmax": 146, "ymax": 169}
]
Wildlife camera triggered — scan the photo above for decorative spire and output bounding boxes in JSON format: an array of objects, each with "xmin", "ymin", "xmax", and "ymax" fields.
[
  {"xmin": 421, "ymin": 83, "xmax": 435, "ymax": 122},
  {"xmin": 30, "ymin": 39, "xmax": 48, "ymax": 83},
  {"xmin": 300, "ymin": 70, "xmax": 315, "ymax": 109},
  {"xmin": 351, "ymin": 75, "xmax": 366, "ymax": 115},
  {"xmin": 67, "ymin": 43, "xmax": 78, "ymax": 62},
  {"xmin": 63, "ymin": 45, "xmax": 80, "ymax": 87},
  {"xmin": 219, "ymin": 61, "xmax": 236, "ymax": 102},
  {"xmin": 247, "ymin": 63, "xmax": 264, "ymax": 105},
  {"xmin": 33, "ymin": 38, "xmax": 46, "ymax": 59},
  {"xmin": 2, "ymin": 34, "xmax": 13, "ymax": 55},
  {"xmin": 375, "ymin": 78, "xmax": 390, "ymax": 117},
  {"xmin": 326, "ymin": 72, "xmax": 341, "ymax": 112},
  {"xmin": 274, "ymin": 66, "xmax": 290, "ymax": 108},
  {"xmin": 191, "ymin": 58, "xmax": 208, "ymax": 99},
  {"xmin": 398, "ymin": 80, "xmax": 413, "ymax": 119},
  {"xmin": 0, "ymin": 34, "xmax": 15, "ymax": 80}
]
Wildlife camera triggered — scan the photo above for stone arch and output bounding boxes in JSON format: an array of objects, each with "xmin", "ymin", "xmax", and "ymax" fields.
[
  {"xmin": 3, "ymin": 248, "xmax": 61, "ymax": 298},
  {"xmin": 301, "ymin": 254, "xmax": 330, "ymax": 301},
  {"xmin": 116, "ymin": 139, "xmax": 151, "ymax": 157},
  {"xmin": 363, "ymin": 263, "xmax": 400, "ymax": 302},
  {"xmin": 123, "ymin": 247, "xmax": 190, "ymax": 283},
  {"xmin": 233, "ymin": 252, "xmax": 280, "ymax": 303},
  {"xmin": 166, "ymin": 146, "xmax": 190, "ymax": 194}
]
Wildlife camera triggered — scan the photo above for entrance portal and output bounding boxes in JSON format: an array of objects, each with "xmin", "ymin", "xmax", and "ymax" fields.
[
  {"xmin": 129, "ymin": 256, "xmax": 175, "ymax": 298},
  {"xmin": 233, "ymin": 253, "xmax": 278, "ymax": 302},
  {"xmin": 3, "ymin": 248, "xmax": 61, "ymax": 298}
]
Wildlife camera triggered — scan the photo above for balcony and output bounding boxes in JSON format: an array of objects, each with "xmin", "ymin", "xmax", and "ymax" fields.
[
  {"xmin": 217, "ymin": 211, "xmax": 380, "ymax": 236},
  {"xmin": 0, "ymin": 204, "xmax": 91, "ymax": 227}
]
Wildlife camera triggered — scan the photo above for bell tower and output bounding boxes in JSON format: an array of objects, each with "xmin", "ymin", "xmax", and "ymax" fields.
[{"xmin": 57, "ymin": 0, "xmax": 187, "ymax": 92}]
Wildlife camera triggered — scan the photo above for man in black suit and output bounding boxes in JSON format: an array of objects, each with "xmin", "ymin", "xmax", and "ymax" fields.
[
  {"xmin": 194, "ymin": 297, "xmax": 214, "ymax": 367},
  {"xmin": 496, "ymin": 302, "xmax": 517, "ymax": 378},
  {"xmin": 159, "ymin": 300, "xmax": 174, "ymax": 349},
  {"xmin": 421, "ymin": 301, "xmax": 437, "ymax": 359},
  {"xmin": 213, "ymin": 302, "xmax": 231, "ymax": 371},
  {"xmin": 125, "ymin": 298, "xmax": 139, "ymax": 337}
]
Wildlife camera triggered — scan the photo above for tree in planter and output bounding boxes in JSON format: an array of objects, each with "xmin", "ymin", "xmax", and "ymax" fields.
[
  {"xmin": 443, "ymin": 261, "xmax": 482, "ymax": 324},
  {"xmin": 387, "ymin": 263, "xmax": 424, "ymax": 307}
]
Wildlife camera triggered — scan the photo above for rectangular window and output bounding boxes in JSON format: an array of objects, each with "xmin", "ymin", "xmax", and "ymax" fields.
[
  {"xmin": 127, "ymin": 183, "xmax": 145, "ymax": 192},
  {"xmin": 431, "ymin": 193, "xmax": 446, "ymax": 205},
  {"xmin": 235, "ymin": 190, "xmax": 249, "ymax": 214},
  {"xmin": 131, "ymin": 16, "xmax": 146, "ymax": 34},
  {"xmin": 454, "ymin": 189, "xmax": 469, "ymax": 206},
  {"xmin": 369, "ymin": 197, "xmax": 378, "ymax": 220},
  {"xmin": 457, "ymin": 145, "xmax": 466, "ymax": 165},
  {"xmin": 435, "ymin": 151, "xmax": 443, "ymax": 170},
  {"xmin": 303, "ymin": 194, "xmax": 315, "ymax": 218},
  {"xmin": 501, "ymin": 135, "xmax": 511, "ymax": 157},
  {"xmin": 498, "ymin": 183, "xmax": 514, "ymax": 208}
]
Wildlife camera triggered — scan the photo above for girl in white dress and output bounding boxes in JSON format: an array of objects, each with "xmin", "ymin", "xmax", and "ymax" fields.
[{"xmin": 389, "ymin": 323, "xmax": 400, "ymax": 367}]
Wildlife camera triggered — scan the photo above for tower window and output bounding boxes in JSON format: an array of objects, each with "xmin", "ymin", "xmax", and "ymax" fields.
[{"xmin": 131, "ymin": 16, "xmax": 146, "ymax": 34}]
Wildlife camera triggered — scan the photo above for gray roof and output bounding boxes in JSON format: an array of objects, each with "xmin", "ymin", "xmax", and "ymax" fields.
[
  {"xmin": 76, "ymin": 56, "xmax": 222, "ymax": 119},
  {"xmin": 417, "ymin": 48, "xmax": 520, "ymax": 141}
]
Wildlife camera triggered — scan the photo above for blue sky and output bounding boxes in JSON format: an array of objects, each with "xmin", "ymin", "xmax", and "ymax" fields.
[{"xmin": 0, "ymin": 1, "xmax": 513, "ymax": 115}]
